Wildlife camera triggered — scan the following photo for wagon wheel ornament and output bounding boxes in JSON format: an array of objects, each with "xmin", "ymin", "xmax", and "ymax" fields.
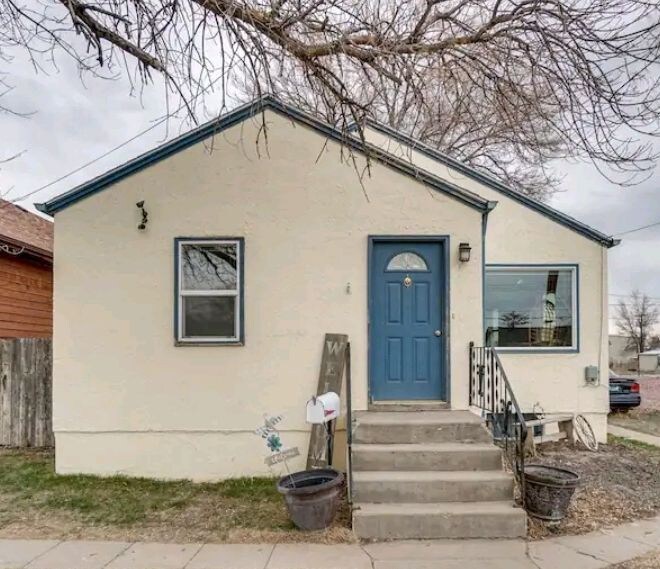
[{"xmin": 573, "ymin": 414, "xmax": 598, "ymax": 452}]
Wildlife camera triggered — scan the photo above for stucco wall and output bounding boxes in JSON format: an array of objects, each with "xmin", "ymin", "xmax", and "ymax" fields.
[
  {"xmin": 53, "ymin": 111, "xmax": 483, "ymax": 480},
  {"xmin": 366, "ymin": 129, "xmax": 610, "ymax": 441}
]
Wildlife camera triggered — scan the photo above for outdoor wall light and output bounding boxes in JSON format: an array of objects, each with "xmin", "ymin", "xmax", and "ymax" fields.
[
  {"xmin": 136, "ymin": 201, "xmax": 148, "ymax": 230},
  {"xmin": 458, "ymin": 242, "xmax": 472, "ymax": 262}
]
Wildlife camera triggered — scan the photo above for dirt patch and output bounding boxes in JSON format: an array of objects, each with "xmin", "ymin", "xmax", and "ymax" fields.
[
  {"xmin": 610, "ymin": 551, "xmax": 660, "ymax": 569},
  {"xmin": 527, "ymin": 437, "xmax": 660, "ymax": 539},
  {"xmin": 0, "ymin": 449, "xmax": 353, "ymax": 543}
]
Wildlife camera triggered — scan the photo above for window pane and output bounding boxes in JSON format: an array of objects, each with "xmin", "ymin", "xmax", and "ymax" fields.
[
  {"xmin": 386, "ymin": 252, "xmax": 428, "ymax": 271},
  {"xmin": 183, "ymin": 296, "xmax": 236, "ymax": 338},
  {"xmin": 181, "ymin": 243, "xmax": 237, "ymax": 290},
  {"xmin": 485, "ymin": 268, "xmax": 574, "ymax": 348}
]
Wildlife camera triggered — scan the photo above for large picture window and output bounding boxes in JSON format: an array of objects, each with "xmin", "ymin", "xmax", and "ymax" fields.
[
  {"xmin": 485, "ymin": 266, "xmax": 577, "ymax": 351},
  {"xmin": 175, "ymin": 238, "xmax": 243, "ymax": 344}
]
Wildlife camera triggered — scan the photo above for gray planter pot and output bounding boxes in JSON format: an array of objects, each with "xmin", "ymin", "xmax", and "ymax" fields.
[
  {"xmin": 524, "ymin": 464, "xmax": 580, "ymax": 521},
  {"xmin": 277, "ymin": 468, "xmax": 344, "ymax": 531}
]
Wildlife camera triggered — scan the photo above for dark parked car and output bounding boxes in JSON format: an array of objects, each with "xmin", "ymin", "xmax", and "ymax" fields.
[{"xmin": 610, "ymin": 370, "xmax": 641, "ymax": 411}]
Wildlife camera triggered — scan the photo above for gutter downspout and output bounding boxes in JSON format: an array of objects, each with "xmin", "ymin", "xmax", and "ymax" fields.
[{"xmin": 482, "ymin": 201, "xmax": 498, "ymax": 345}]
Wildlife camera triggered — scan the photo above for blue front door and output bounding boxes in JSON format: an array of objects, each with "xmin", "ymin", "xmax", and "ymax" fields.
[{"xmin": 370, "ymin": 240, "xmax": 446, "ymax": 401}]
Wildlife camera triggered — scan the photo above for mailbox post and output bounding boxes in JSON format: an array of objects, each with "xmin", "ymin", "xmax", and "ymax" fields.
[{"xmin": 306, "ymin": 392, "xmax": 340, "ymax": 467}]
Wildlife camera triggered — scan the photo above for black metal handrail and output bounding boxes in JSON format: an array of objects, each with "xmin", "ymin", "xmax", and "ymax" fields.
[{"xmin": 469, "ymin": 342, "xmax": 527, "ymax": 502}]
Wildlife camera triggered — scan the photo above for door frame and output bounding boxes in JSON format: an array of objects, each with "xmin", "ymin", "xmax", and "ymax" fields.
[{"xmin": 367, "ymin": 235, "xmax": 451, "ymax": 404}]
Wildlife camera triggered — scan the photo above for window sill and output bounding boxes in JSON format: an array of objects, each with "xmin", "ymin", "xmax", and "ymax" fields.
[{"xmin": 175, "ymin": 339, "xmax": 244, "ymax": 347}]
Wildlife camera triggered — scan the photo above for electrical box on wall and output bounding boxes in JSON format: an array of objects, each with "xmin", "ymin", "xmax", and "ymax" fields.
[{"xmin": 584, "ymin": 365, "xmax": 599, "ymax": 386}]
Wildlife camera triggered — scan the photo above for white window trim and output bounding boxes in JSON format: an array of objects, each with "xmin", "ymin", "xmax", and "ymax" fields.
[
  {"xmin": 485, "ymin": 264, "xmax": 579, "ymax": 352},
  {"xmin": 176, "ymin": 238, "xmax": 243, "ymax": 344}
]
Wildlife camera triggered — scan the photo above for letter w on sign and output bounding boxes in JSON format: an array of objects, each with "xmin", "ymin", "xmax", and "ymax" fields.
[{"xmin": 306, "ymin": 333, "xmax": 348, "ymax": 469}]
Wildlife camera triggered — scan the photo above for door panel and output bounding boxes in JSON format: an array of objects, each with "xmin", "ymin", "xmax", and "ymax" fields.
[{"xmin": 370, "ymin": 240, "xmax": 446, "ymax": 401}]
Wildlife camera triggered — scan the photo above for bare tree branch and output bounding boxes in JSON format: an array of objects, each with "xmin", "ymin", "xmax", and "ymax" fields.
[{"xmin": 1, "ymin": 0, "xmax": 659, "ymax": 199}]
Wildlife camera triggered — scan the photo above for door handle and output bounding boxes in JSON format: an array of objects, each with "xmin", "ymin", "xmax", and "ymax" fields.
[{"xmin": 434, "ymin": 330, "xmax": 442, "ymax": 337}]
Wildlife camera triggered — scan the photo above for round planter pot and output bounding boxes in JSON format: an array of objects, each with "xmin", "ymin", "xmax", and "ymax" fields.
[
  {"xmin": 523, "ymin": 464, "xmax": 580, "ymax": 521},
  {"xmin": 277, "ymin": 468, "xmax": 345, "ymax": 531}
]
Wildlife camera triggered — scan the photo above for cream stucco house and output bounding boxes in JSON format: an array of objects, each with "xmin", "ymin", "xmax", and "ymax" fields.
[{"xmin": 37, "ymin": 96, "xmax": 617, "ymax": 538}]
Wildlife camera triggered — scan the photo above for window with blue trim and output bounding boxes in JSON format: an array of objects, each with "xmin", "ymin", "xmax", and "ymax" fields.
[
  {"xmin": 485, "ymin": 266, "xmax": 577, "ymax": 350},
  {"xmin": 176, "ymin": 238, "xmax": 243, "ymax": 344}
]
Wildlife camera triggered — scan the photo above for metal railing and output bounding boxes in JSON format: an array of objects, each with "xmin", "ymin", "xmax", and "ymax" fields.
[
  {"xmin": 469, "ymin": 342, "xmax": 527, "ymax": 502},
  {"xmin": 345, "ymin": 342, "xmax": 354, "ymax": 505}
]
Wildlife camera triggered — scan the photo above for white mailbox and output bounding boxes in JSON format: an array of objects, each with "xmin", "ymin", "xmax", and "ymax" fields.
[{"xmin": 306, "ymin": 392, "xmax": 341, "ymax": 424}]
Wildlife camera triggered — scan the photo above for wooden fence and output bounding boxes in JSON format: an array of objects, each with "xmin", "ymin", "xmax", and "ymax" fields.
[{"xmin": 0, "ymin": 338, "xmax": 53, "ymax": 447}]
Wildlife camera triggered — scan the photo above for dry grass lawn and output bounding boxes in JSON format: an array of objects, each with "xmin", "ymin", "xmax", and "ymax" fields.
[
  {"xmin": 0, "ymin": 450, "xmax": 352, "ymax": 543},
  {"xmin": 2, "ymin": 436, "xmax": 658, "ymax": 544}
]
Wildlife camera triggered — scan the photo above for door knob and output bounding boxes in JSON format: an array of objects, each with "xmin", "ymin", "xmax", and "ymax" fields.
[{"xmin": 434, "ymin": 330, "xmax": 442, "ymax": 337}]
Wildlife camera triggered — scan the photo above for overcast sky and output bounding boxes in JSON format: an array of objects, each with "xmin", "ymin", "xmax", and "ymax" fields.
[{"xmin": 2, "ymin": 52, "xmax": 659, "ymax": 331}]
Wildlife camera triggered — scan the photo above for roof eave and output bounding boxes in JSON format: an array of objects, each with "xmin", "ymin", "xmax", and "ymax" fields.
[
  {"xmin": 34, "ymin": 202, "xmax": 51, "ymax": 216},
  {"xmin": 0, "ymin": 235, "xmax": 53, "ymax": 263},
  {"xmin": 362, "ymin": 120, "xmax": 619, "ymax": 249},
  {"xmin": 35, "ymin": 95, "xmax": 492, "ymax": 216}
]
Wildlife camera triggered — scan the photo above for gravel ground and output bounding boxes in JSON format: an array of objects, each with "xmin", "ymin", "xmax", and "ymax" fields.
[{"xmin": 528, "ymin": 437, "xmax": 660, "ymax": 540}]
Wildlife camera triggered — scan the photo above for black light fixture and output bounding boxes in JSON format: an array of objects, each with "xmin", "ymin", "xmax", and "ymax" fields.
[
  {"xmin": 458, "ymin": 242, "xmax": 471, "ymax": 262},
  {"xmin": 136, "ymin": 201, "xmax": 148, "ymax": 230}
]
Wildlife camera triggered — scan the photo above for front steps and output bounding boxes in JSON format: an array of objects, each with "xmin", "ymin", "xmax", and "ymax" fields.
[
  {"xmin": 351, "ymin": 410, "xmax": 527, "ymax": 540},
  {"xmin": 351, "ymin": 442, "xmax": 503, "ymax": 471},
  {"xmin": 353, "ymin": 502, "xmax": 526, "ymax": 540}
]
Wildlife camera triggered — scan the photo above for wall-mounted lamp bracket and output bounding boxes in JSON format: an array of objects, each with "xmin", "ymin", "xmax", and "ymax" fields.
[{"xmin": 136, "ymin": 201, "xmax": 148, "ymax": 231}]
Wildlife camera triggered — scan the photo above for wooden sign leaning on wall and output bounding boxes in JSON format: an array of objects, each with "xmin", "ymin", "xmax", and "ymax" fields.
[{"xmin": 306, "ymin": 333, "xmax": 349, "ymax": 469}]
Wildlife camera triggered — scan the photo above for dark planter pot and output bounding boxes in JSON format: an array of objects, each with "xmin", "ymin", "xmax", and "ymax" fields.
[
  {"xmin": 524, "ymin": 464, "xmax": 580, "ymax": 521},
  {"xmin": 277, "ymin": 468, "xmax": 345, "ymax": 531}
]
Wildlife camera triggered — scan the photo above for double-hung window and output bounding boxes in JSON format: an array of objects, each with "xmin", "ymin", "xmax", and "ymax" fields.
[
  {"xmin": 175, "ymin": 238, "xmax": 244, "ymax": 344},
  {"xmin": 484, "ymin": 265, "xmax": 578, "ymax": 351}
]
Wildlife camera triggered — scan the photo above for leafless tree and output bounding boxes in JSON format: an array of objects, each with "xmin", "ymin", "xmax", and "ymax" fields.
[
  {"xmin": 2, "ymin": 0, "xmax": 660, "ymax": 199},
  {"xmin": 616, "ymin": 290, "xmax": 660, "ymax": 354},
  {"xmin": 500, "ymin": 310, "xmax": 529, "ymax": 330},
  {"xmin": 182, "ymin": 244, "xmax": 237, "ymax": 289}
]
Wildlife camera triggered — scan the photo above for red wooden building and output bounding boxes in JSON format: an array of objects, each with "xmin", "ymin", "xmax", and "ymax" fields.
[{"xmin": 0, "ymin": 200, "xmax": 53, "ymax": 338}]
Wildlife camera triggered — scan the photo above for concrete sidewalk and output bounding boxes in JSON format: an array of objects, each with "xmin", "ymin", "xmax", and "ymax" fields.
[
  {"xmin": 0, "ymin": 515, "xmax": 658, "ymax": 569},
  {"xmin": 608, "ymin": 424, "xmax": 660, "ymax": 447}
]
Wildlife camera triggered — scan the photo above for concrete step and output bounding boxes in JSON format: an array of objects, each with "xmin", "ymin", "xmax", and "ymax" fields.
[
  {"xmin": 353, "ymin": 501, "xmax": 527, "ymax": 540},
  {"xmin": 351, "ymin": 442, "xmax": 503, "ymax": 472},
  {"xmin": 368, "ymin": 401, "xmax": 450, "ymax": 412},
  {"xmin": 352, "ymin": 470, "xmax": 514, "ymax": 503},
  {"xmin": 353, "ymin": 411, "xmax": 491, "ymax": 444}
]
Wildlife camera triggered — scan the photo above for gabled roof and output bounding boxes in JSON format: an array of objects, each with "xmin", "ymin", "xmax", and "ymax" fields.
[
  {"xmin": 35, "ymin": 96, "xmax": 495, "ymax": 216},
  {"xmin": 354, "ymin": 120, "xmax": 619, "ymax": 248},
  {"xmin": 0, "ymin": 199, "xmax": 53, "ymax": 261}
]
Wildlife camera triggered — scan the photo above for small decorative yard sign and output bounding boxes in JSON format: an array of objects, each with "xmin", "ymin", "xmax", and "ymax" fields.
[
  {"xmin": 254, "ymin": 414, "xmax": 300, "ymax": 469},
  {"xmin": 265, "ymin": 447, "xmax": 301, "ymax": 467}
]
